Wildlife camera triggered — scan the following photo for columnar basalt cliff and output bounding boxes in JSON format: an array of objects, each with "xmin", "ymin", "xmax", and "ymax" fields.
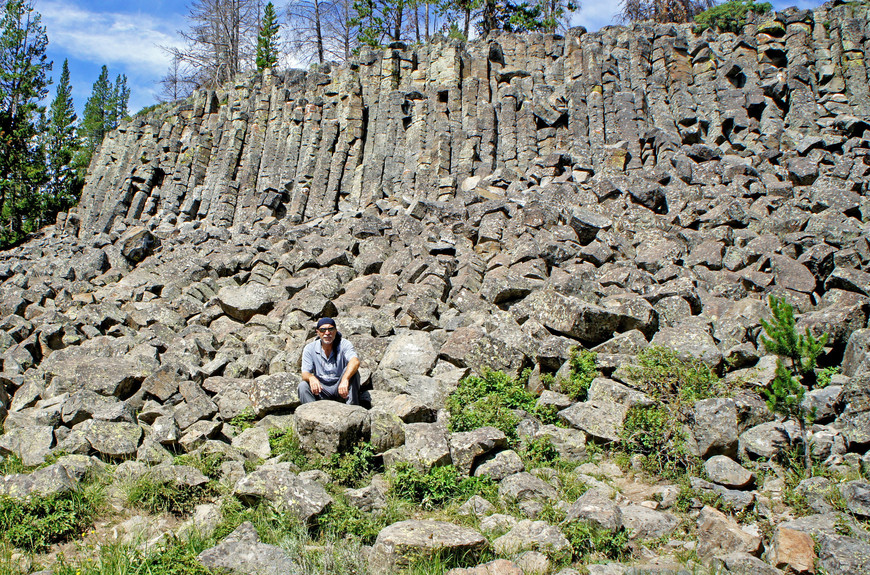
[
  {"xmin": 75, "ymin": 2, "xmax": 870, "ymax": 237},
  {"xmin": 1, "ymin": 3, "xmax": 870, "ymax": 574}
]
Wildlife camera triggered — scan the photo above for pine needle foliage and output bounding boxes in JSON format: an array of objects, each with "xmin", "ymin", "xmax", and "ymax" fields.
[{"xmin": 759, "ymin": 295, "xmax": 828, "ymax": 473}]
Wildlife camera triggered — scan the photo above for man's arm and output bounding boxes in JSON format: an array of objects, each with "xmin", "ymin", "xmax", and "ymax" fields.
[
  {"xmin": 301, "ymin": 345, "xmax": 322, "ymax": 395},
  {"xmin": 337, "ymin": 342, "xmax": 360, "ymax": 399}
]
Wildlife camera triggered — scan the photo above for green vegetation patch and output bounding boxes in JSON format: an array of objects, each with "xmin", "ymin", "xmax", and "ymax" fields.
[
  {"xmin": 561, "ymin": 348, "xmax": 598, "ymax": 401},
  {"xmin": 626, "ymin": 346, "xmax": 723, "ymax": 404},
  {"xmin": 126, "ymin": 476, "xmax": 211, "ymax": 516},
  {"xmin": 0, "ymin": 488, "xmax": 100, "ymax": 552},
  {"xmin": 694, "ymin": 0, "xmax": 773, "ymax": 34},
  {"xmin": 562, "ymin": 522, "xmax": 631, "ymax": 562},
  {"xmin": 388, "ymin": 462, "xmax": 496, "ymax": 510},
  {"xmin": 446, "ymin": 369, "xmax": 557, "ymax": 443}
]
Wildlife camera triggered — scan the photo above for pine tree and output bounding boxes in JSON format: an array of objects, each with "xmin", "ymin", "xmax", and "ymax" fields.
[
  {"xmin": 0, "ymin": 0, "xmax": 50, "ymax": 246},
  {"xmin": 43, "ymin": 58, "xmax": 80, "ymax": 221},
  {"xmin": 78, "ymin": 66, "xmax": 129, "ymax": 173},
  {"xmin": 760, "ymin": 295, "xmax": 828, "ymax": 473},
  {"xmin": 79, "ymin": 65, "xmax": 111, "ymax": 163},
  {"xmin": 256, "ymin": 2, "xmax": 280, "ymax": 70}
]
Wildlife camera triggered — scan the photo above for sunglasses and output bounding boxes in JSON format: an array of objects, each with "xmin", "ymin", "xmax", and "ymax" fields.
[{"xmin": 318, "ymin": 327, "xmax": 336, "ymax": 333}]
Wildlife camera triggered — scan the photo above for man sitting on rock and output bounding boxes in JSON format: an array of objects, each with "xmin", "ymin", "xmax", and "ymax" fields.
[{"xmin": 299, "ymin": 317, "xmax": 361, "ymax": 405}]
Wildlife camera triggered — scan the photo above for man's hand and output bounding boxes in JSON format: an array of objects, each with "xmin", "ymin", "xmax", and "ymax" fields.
[
  {"xmin": 309, "ymin": 376, "xmax": 322, "ymax": 396},
  {"xmin": 338, "ymin": 378, "xmax": 349, "ymax": 399}
]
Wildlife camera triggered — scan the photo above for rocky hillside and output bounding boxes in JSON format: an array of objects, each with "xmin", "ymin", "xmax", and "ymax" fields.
[{"xmin": 1, "ymin": 1, "xmax": 870, "ymax": 574}]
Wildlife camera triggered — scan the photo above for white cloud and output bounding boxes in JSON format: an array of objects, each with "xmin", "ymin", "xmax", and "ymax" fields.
[
  {"xmin": 40, "ymin": 1, "xmax": 182, "ymax": 76},
  {"xmin": 572, "ymin": 1, "xmax": 623, "ymax": 32}
]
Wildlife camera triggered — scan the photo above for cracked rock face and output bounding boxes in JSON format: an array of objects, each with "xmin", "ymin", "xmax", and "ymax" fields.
[{"xmin": 2, "ymin": 4, "xmax": 870, "ymax": 574}]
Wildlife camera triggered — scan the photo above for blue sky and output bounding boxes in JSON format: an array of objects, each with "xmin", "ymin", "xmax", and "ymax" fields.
[{"xmin": 37, "ymin": 0, "xmax": 824, "ymax": 116}]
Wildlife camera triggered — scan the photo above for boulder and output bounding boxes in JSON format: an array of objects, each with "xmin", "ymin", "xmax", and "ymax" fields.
[
  {"xmin": 618, "ymin": 504, "xmax": 680, "ymax": 540},
  {"xmin": 692, "ymin": 398, "xmax": 738, "ymax": 458},
  {"xmin": 197, "ymin": 522, "xmax": 298, "ymax": 575},
  {"xmin": 369, "ymin": 520, "xmax": 486, "ymax": 575},
  {"xmin": 247, "ymin": 372, "xmax": 302, "ymax": 416},
  {"xmin": 294, "ymin": 401, "xmax": 370, "ymax": 458},
  {"xmin": 696, "ymin": 506, "xmax": 762, "ymax": 558},
  {"xmin": 402, "ymin": 422, "xmax": 452, "ymax": 472},
  {"xmin": 0, "ymin": 425, "xmax": 53, "ymax": 466},
  {"xmin": 449, "ymin": 427, "xmax": 508, "ymax": 476},
  {"xmin": 769, "ymin": 526, "xmax": 816, "ymax": 574},
  {"xmin": 86, "ymin": 420, "xmax": 143, "ymax": 458},
  {"xmin": 498, "ymin": 472, "xmax": 558, "ymax": 503},
  {"xmin": 565, "ymin": 489, "xmax": 622, "ymax": 531},
  {"xmin": 559, "ymin": 400, "xmax": 627, "ymax": 443},
  {"xmin": 492, "ymin": 519, "xmax": 571, "ymax": 557},
  {"xmin": 217, "ymin": 284, "xmax": 280, "ymax": 322},
  {"xmin": 817, "ymin": 534, "xmax": 870, "ymax": 575},
  {"xmin": 474, "ymin": 450, "xmax": 525, "ymax": 481},
  {"xmin": 234, "ymin": 464, "xmax": 332, "ymax": 522},
  {"xmin": 703, "ymin": 455, "xmax": 755, "ymax": 489}
]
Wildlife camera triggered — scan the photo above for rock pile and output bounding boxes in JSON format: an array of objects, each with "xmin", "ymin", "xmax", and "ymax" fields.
[{"xmin": 1, "ymin": 2, "xmax": 870, "ymax": 573}]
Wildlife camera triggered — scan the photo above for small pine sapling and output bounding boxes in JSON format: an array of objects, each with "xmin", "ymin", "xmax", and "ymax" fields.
[{"xmin": 760, "ymin": 295, "xmax": 828, "ymax": 473}]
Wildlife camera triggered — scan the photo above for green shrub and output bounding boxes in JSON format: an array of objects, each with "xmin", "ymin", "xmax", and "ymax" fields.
[
  {"xmin": 174, "ymin": 452, "xmax": 227, "ymax": 481},
  {"xmin": 126, "ymin": 476, "xmax": 209, "ymax": 516},
  {"xmin": 519, "ymin": 436, "xmax": 561, "ymax": 469},
  {"xmin": 229, "ymin": 408, "xmax": 257, "ymax": 431},
  {"xmin": 816, "ymin": 366, "xmax": 840, "ymax": 389},
  {"xmin": 761, "ymin": 295, "xmax": 829, "ymax": 473},
  {"xmin": 0, "ymin": 488, "xmax": 100, "ymax": 552},
  {"xmin": 388, "ymin": 463, "xmax": 495, "ymax": 510},
  {"xmin": 562, "ymin": 348, "xmax": 598, "ymax": 401},
  {"xmin": 326, "ymin": 441, "xmax": 378, "ymax": 488},
  {"xmin": 268, "ymin": 427, "xmax": 310, "ymax": 469},
  {"xmin": 562, "ymin": 522, "xmax": 631, "ymax": 562},
  {"xmin": 626, "ymin": 346, "xmax": 722, "ymax": 404},
  {"xmin": 620, "ymin": 405, "xmax": 700, "ymax": 480},
  {"xmin": 447, "ymin": 369, "xmax": 555, "ymax": 443},
  {"xmin": 694, "ymin": 0, "xmax": 773, "ymax": 34},
  {"xmin": 314, "ymin": 496, "xmax": 386, "ymax": 544}
]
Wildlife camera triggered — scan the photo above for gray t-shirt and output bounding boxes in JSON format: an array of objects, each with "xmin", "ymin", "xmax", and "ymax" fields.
[{"xmin": 301, "ymin": 335, "xmax": 358, "ymax": 387}]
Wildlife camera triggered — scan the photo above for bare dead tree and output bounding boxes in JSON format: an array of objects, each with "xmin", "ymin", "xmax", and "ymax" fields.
[
  {"xmin": 286, "ymin": 0, "xmax": 359, "ymax": 64},
  {"xmin": 620, "ymin": 0, "xmax": 714, "ymax": 24},
  {"xmin": 162, "ymin": 0, "xmax": 265, "ymax": 91}
]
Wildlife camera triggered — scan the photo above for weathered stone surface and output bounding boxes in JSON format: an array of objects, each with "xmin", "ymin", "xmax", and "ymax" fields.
[
  {"xmin": 369, "ymin": 520, "xmax": 486, "ymax": 575},
  {"xmin": 294, "ymin": 401, "xmax": 370, "ymax": 458},
  {"xmin": 231, "ymin": 427, "xmax": 272, "ymax": 460},
  {"xmin": 247, "ymin": 372, "xmax": 302, "ymax": 416},
  {"xmin": 559, "ymin": 400, "xmax": 627, "ymax": 443},
  {"xmin": 234, "ymin": 463, "xmax": 332, "ymax": 522},
  {"xmin": 693, "ymin": 398, "xmax": 738, "ymax": 458},
  {"xmin": 0, "ymin": 463, "xmax": 77, "ymax": 499},
  {"xmin": 739, "ymin": 421, "xmax": 789, "ymax": 459},
  {"xmin": 619, "ymin": 505, "xmax": 680, "ymax": 540},
  {"xmin": 565, "ymin": 489, "xmax": 622, "ymax": 531},
  {"xmin": 769, "ymin": 526, "xmax": 816, "ymax": 574},
  {"xmin": 217, "ymin": 284, "xmax": 280, "ymax": 322},
  {"xmin": 197, "ymin": 522, "xmax": 298, "ymax": 575},
  {"xmin": 839, "ymin": 481, "xmax": 870, "ymax": 518},
  {"xmin": 817, "ymin": 534, "xmax": 870, "ymax": 575},
  {"xmin": 696, "ymin": 506, "xmax": 762, "ymax": 558},
  {"xmin": 492, "ymin": 520, "xmax": 571, "ymax": 557},
  {"xmin": 474, "ymin": 450, "xmax": 525, "ymax": 481},
  {"xmin": 0, "ymin": 425, "xmax": 53, "ymax": 466},
  {"xmin": 449, "ymin": 427, "xmax": 507, "ymax": 476},
  {"xmin": 498, "ymin": 472, "xmax": 558, "ymax": 503},
  {"xmin": 402, "ymin": 421, "xmax": 452, "ymax": 472},
  {"xmin": 703, "ymin": 456, "xmax": 754, "ymax": 489},
  {"xmin": 86, "ymin": 420, "xmax": 142, "ymax": 458}
]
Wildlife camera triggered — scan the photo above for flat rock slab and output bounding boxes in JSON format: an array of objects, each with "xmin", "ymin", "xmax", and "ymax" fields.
[
  {"xmin": 234, "ymin": 464, "xmax": 332, "ymax": 522},
  {"xmin": 498, "ymin": 472, "xmax": 558, "ymax": 503},
  {"xmin": 0, "ymin": 463, "xmax": 78, "ymax": 498},
  {"xmin": 86, "ymin": 420, "xmax": 142, "ymax": 458},
  {"xmin": 0, "ymin": 425, "xmax": 53, "ymax": 466},
  {"xmin": 369, "ymin": 520, "xmax": 486, "ymax": 575},
  {"xmin": 703, "ymin": 455, "xmax": 755, "ymax": 489},
  {"xmin": 817, "ymin": 534, "xmax": 870, "ymax": 575},
  {"xmin": 696, "ymin": 505, "xmax": 762, "ymax": 558},
  {"xmin": 559, "ymin": 400, "xmax": 627, "ymax": 443},
  {"xmin": 247, "ymin": 372, "xmax": 302, "ymax": 417},
  {"xmin": 217, "ymin": 284, "xmax": 281, "ymax": 322},
  {"xmin": 294, "ymin": 401, "xmax": 370, "ymax": 458},
  {"xmin": 619, "ymin": 504, "xmax": 681, "ymax": 540},
  {"xmin": 198, "ymin": 522, "xmax": 299, "ymax": 575},
  {"xmin": 492, "ymin": 519, "xmax": 571, "ymax": 557}
]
